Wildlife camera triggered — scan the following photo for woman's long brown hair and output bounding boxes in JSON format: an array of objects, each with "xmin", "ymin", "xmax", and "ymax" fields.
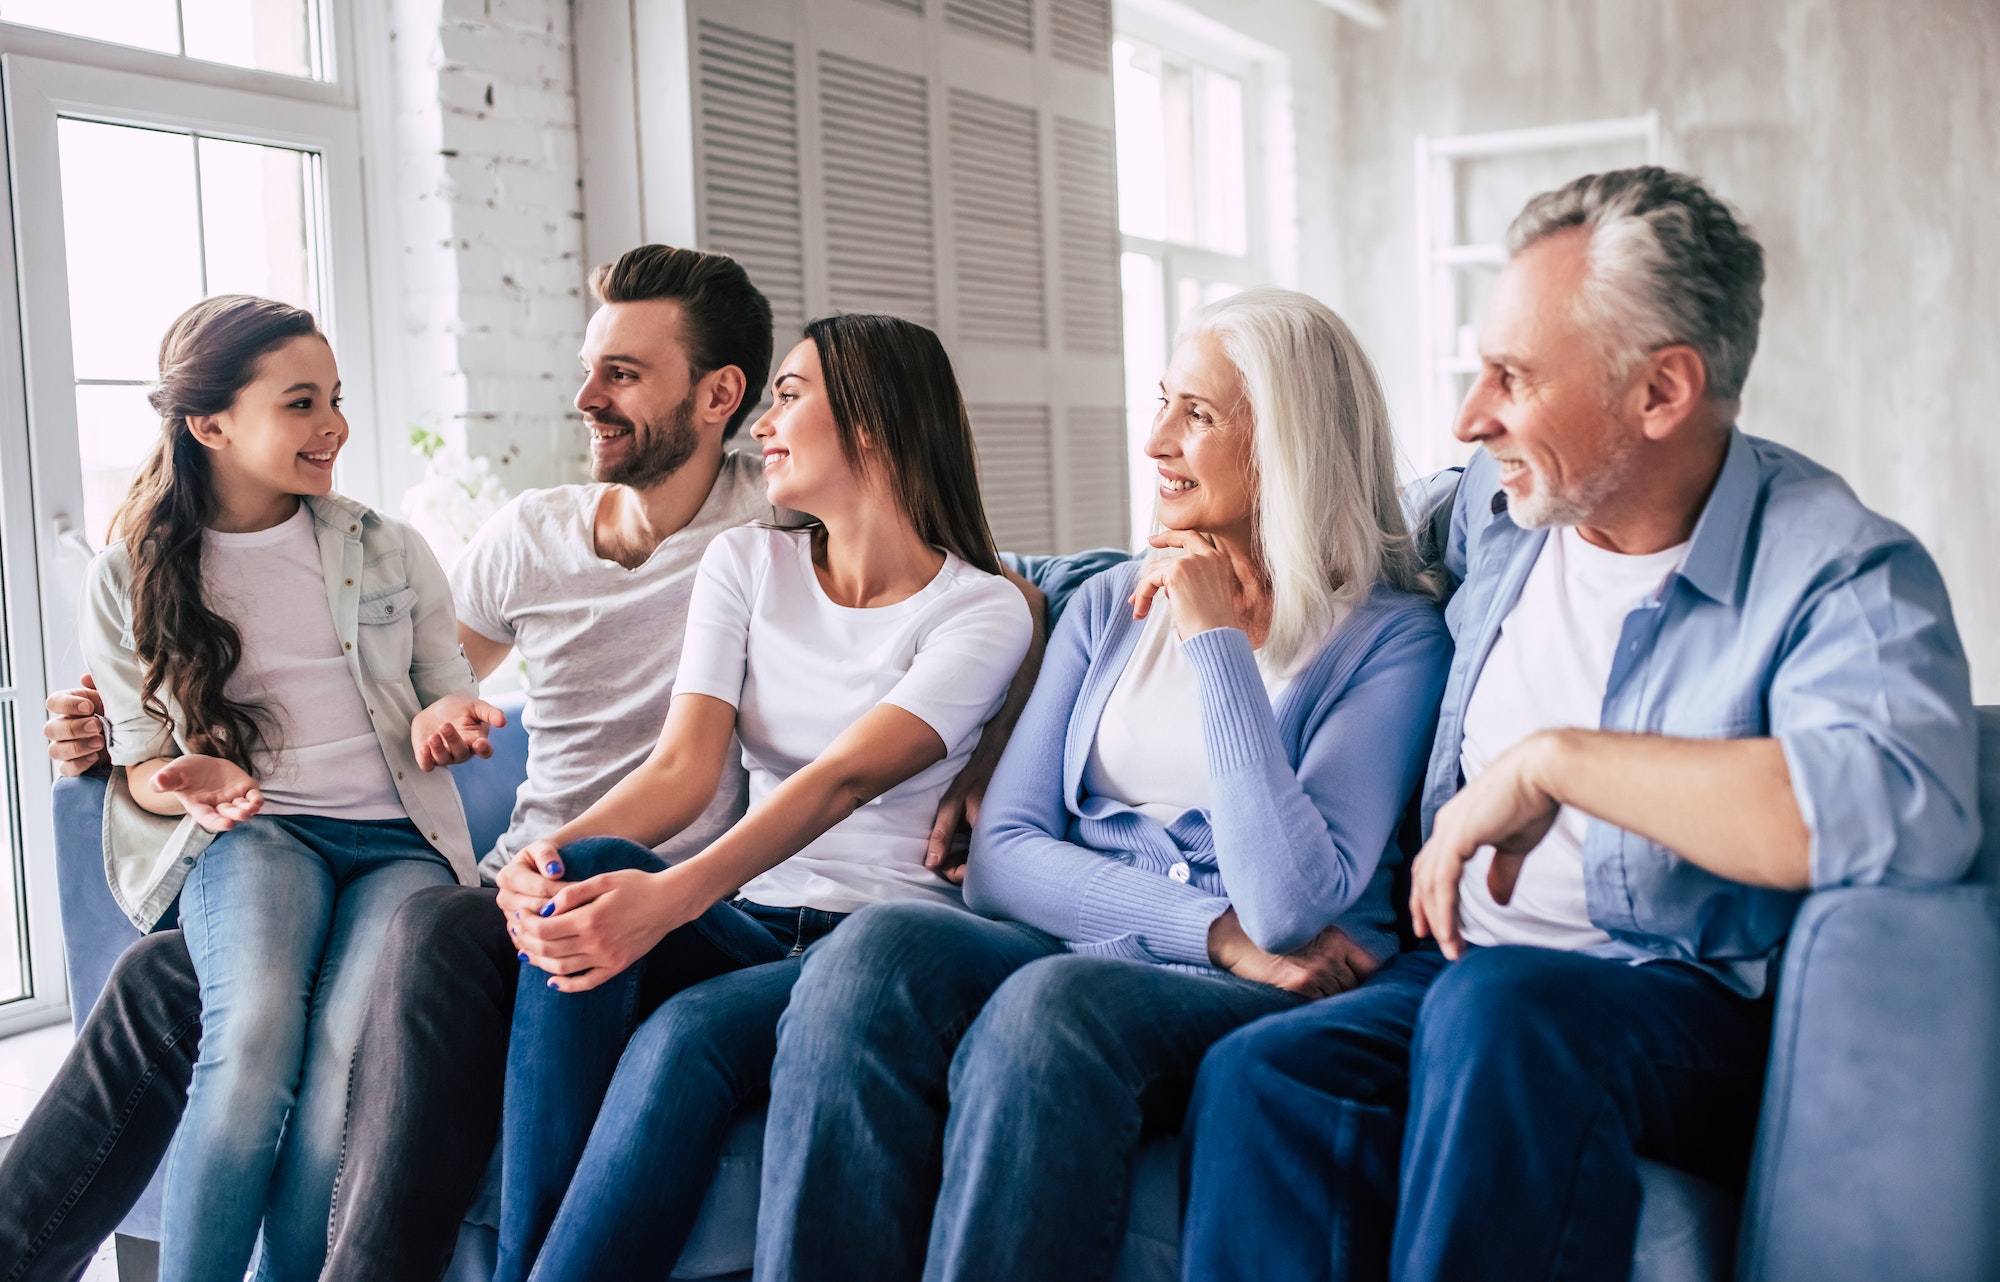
[
  {"xmin": 109, "ymin": 295, "xmax": 322, "ymax": 771},
  {"xmin": 802, "ymin": 314, "xmax": 1002, "ymax": 575}
]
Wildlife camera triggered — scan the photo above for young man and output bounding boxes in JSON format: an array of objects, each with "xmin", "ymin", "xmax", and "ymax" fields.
[
  {"xmin": 6, "ymin": 245, "xmax": 1046, "ymax": 1281},
  {"xmin": 1179, "ymin": 168, "xmax": 1981, "ymax": 1282}
]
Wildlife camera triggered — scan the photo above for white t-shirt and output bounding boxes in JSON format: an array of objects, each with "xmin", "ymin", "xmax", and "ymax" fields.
[
  {"xmin": 675, "ymin": 525, "xmax": 1033, "ymax": 913},
  {"xmin": 1083, "ymin": 605, "xmax": 1291, "ymax": 824},
  {"xmin": 1457, "ymin": 526, "xmax": 1689, "ymax": 950},
  {"xmin": 203, "ymin": 504, "xmax": 405, "ymax": 819},
  {"xmin": 452, "ymin": 452, "xmax": 773, "ymax": 874}
]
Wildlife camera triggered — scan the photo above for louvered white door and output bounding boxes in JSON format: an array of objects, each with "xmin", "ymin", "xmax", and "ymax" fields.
[{"xmin": 578, "ymin": 0, "xmax": 1129, "ymax": 555}]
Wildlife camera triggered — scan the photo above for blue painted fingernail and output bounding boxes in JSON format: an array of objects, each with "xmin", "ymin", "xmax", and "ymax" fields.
[
  {"xmin": 546, "ymin": 860, "xmax": 563, "ymax": 877},
  {"xmin": 539, "ymin": 902, "xmax": 555, "ymax": 917},
  {"xmin": 517, "ymin": 951, "xmax": 528, "ymax": 962},
  {"xmin": 547, "ymin": 977, "xmax": 560, "ymax": 990}
]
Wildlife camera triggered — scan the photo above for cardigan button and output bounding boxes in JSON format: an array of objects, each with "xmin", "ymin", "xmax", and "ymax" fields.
[{"xmin": 1168, "ymin": 861, "xmax": 1191, "ymax": 883}]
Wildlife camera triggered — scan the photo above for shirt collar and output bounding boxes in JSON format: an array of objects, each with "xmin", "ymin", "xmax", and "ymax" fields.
[{"xmin": 1673, "ymin": 427, "xmax": 1758, "ymax": 607}]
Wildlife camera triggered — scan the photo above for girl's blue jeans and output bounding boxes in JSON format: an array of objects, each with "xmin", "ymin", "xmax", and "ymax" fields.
[
  {"xmin": 495, "ymin": 836, "xmax": 844, "ymax": 1282},
  {"xmin": 160, "ymin": 813, "xmax": 453, "ymax": 1282}
]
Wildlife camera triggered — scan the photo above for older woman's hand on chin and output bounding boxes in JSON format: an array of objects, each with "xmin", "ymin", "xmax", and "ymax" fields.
[
  {"xmin": 499, "ymin": 838, "xmax": 704, "ymax": 993},
  {"xmin": 1206, "ymin": 907, "xmax": 1377, "ymax": 999},
  {"xmin": 1131, "ymin": 529, "xmax": 1270, "ymax": 641}
]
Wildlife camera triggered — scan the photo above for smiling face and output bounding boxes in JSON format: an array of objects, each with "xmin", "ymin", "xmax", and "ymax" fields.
[
  {"xmin": 1145, "ymin": 331, "xmax": 1257, "ymax": 542},
  {"xmin": 748, "ymin": 338, "xmax": 862, "ymax": 514},
  {"xmin": 575, "ymin": 298, "xmax": 706, "ymax": 486},
  {"xmin": 1453, "ymin": 228, "xmax": 1642, "ymax": 528},
  {"xmin": 191, "ymin": 333, "xmax": 346, "ymax": 502}
]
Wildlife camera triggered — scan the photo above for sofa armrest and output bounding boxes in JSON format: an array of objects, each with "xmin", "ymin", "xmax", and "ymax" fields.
[
  {"xmin": 52, "ymin": 773, "xmax": 145, "ymax": 1031},
  {"xmin": 1737, "ymin": 885, "xmax": 2000, "ymax": 1282}
]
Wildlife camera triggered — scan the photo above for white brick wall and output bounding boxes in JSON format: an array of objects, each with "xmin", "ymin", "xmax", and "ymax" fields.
[{"xmin": 384, "ymin": 0, "xmax": 589, "ymax": 493}]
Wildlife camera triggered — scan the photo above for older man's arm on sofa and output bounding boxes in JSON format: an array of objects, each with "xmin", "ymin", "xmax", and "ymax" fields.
[{"xmin": 0, "ymin": 931, "xmax": 202, "ymax": 1281}]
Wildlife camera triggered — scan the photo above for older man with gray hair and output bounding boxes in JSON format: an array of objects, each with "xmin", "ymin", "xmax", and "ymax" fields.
[{"xmin": 1180, "ymin": 167, "xmax": 1980, "ymax": 1281}]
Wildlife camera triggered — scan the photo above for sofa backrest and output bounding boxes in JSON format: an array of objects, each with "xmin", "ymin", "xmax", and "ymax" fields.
[{"xmin": 1975, "ymin": 706, "xmax": 1999, "ymax": 886}]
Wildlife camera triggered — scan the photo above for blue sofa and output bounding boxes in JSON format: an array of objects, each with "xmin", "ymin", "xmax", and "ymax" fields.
[{"xmin": 50, "ymin": 697, "xmax": 2000, "ymax": 1282}]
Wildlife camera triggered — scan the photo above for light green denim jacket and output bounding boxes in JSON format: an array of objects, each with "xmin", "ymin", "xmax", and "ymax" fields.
[{"xmin": 80, "ymin": 491, "xmax": 480, "ymax": 929}]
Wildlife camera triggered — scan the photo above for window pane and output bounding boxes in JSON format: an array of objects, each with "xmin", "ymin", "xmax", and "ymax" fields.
[
  {"xmin": 1113, "ymin": 39, "xmax": 1165, "ymax": 241},
  {"xmin": 199, "ymin": 138, "xmax": 318, "ymax": 312},
  {"xmin": 75, "ymin": 385, "xmax": 164, "ymax": 548},
  {"xmin": 1160, "ymin": 61, "xmax": 1196, "ymax": 246},
  {"xmin": 183, "ymin": 0, "xmax": 319, "ymax": 79},
  {"xmin": 58, "ymin": 120, "xmax": 202, "ymax": 382},
  {"xmin": 0, "ymin": 0, "xmax": 178, "ymax": 54},
  {"xmin": 1197, "ymin": 69, "xmax": 1247, "ymax": 254}
]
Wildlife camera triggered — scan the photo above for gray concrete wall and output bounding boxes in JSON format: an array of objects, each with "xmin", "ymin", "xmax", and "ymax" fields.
[{"xmin": 1320, "ymin": 0, "xmax": 1999, "ymax": 698}]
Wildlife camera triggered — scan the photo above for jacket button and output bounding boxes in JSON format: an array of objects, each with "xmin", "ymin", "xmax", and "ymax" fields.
[
  {"xmin": 349, "ymin": 523, "xmax": 358, "ymax": 532},
  {"xmin": 345, "ymin": 578, "xmax": 354, "ymax": 586},
  {"xmin": 344, "ymin": 642, "xmax": 353, "ymax": 651},
  {"xmin": 430, "ymin": 832, "xmax": 439, "ymax": 841},
  {"xmin": 397, "ymin": 771, "xmax": 405, "ymax": 780}
]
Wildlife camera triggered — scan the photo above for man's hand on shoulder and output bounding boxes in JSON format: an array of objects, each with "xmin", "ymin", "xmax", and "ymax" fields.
[{"xmin": 45, "ymin": 673, "xmax": 107, "ymax": 777}]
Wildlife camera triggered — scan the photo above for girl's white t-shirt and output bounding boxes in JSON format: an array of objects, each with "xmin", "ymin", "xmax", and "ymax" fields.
[
  {"xmin": 202, "ymin": 504, "xmax": 406, "ymax": 819},
  {"xmin": 675, "ymin": 525, "xmax": 1032, "ymax": 913}
]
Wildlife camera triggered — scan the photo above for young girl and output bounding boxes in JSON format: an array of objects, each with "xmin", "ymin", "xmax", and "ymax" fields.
[
  {"xmin": 492, "ymin": 313, "xmax": 1035, "ymax": 1282},
  {"xmin": 81, "ymin": 295, "xmax": 506, "ymax": 1282}
]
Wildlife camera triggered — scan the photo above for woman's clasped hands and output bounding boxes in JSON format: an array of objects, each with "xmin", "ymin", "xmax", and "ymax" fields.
[{"xmin": 497, "ymin": 838, "xmax": 707, "ymax": 993}]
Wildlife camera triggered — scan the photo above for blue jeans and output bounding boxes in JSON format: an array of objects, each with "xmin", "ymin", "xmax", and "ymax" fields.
[
  {"xmin": 1180, "ymin": 945, "xmax": 1773, "ymax": 1282},
  {"xmin": 162, "ymin": 814, "xmax": 453, "ymax": 1282},
  {"xmin": 495, "ymin": 836, "xmax": 844, "ymax": 1282},
  {"xmin": 756, "ymin": 898, "xmax": 1302, "ymax": 1282}
]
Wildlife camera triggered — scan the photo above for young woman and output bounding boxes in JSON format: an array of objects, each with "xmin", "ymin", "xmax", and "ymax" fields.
[
  {"xmin": 80, "ymin": 295, "xmax": 504, "ymax": 1282},
  {"xmin": 494, "ymin": 313, "xmax": 1034, "ymax": 1282},
  {"xmin": 755, "ymin": 288, "xmax": 1454, "ymax": 1282}
]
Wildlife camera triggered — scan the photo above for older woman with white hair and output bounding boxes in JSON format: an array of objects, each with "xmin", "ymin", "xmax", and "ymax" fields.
[{"xmin": 753, "ymin": 288, "xmax": 1452, "ymax": 1282}]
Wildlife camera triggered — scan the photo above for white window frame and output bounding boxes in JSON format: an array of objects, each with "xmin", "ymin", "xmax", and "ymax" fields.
[
  {"xmin": 1112, "ymin": 0, "xmax": 1292, "ymax": 551},
  {"xmin": 0, "ymin": 8, "xmax": 381, "ymax": 1035}
]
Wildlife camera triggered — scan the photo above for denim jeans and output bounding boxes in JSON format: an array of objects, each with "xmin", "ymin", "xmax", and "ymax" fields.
[
  {"xmin": 755, "ymin": 898, "xmax": 1302, "ymax": 1282},
  {"xmin": 0, "ymin": 930, "xmax": 200, "ymax": 1282},
  {"xmin": 1180, "ymin": 945, "xmax": 1772, "ymax": 1282},
  {"xmin": 164, "ymin": 814, "xmax": 453, "ymax": 1282},
  {"xmin": 495, "ymin": 836, "xmax": 844, "ymax": 1282}
]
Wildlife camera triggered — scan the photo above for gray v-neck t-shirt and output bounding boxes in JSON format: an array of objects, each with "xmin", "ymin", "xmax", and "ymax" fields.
[{"xmin": 452, "ymin": 450, "xmax": 774, "ymax": 878}]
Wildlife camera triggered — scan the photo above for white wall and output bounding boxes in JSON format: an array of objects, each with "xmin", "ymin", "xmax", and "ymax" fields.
[
  {"xmin": 374, "ymin": 0, "xmax": 590, "ymax": 498},
  {"xmin": 1315, "ymin": 0, "xmax": 1999, "ymax": 698}
]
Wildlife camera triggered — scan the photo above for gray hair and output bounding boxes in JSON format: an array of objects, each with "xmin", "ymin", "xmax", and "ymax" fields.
[
  {"xmin": 1177, "ymin": 288, "xmax": 1433, "ymax": 675},
  {"xmin": 1507, "ymin": 166, "xmax": 1764, "ymax": 407}
]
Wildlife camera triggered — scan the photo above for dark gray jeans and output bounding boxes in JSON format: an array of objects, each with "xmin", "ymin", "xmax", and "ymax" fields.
[{"xmin": 0, "ymin": 884, "xmax": 516, "ymax": 1282}]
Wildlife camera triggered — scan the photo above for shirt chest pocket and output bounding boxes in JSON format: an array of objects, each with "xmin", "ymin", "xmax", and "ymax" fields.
[{"xmin": 356, "ymin": 584, "xmax": 418, "ymax": 683}]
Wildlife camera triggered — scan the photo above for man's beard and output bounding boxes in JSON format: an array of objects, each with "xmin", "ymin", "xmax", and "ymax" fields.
[
  {"xmin": 591, "ymin": 391, "xmax": 700, "ymax": 487},
  {"xmin": 1506, "ymin": 415, "xmax": 1641, "ymax": 531}
]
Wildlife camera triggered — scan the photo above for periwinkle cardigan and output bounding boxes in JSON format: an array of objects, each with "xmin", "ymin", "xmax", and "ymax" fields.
[{"xmin": 965, "ymin": 561, "xmax": 1452, "ymax": 969}]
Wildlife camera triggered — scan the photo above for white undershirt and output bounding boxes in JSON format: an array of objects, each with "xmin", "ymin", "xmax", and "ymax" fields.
[
  {"xmin": 1083, "ymin": 605, "xmax": 1291, "ymax": 824},
  {"xmin": 674, "ymin": 526, "xmax": 1032, "ymax": 913},
  {"xmin": 1456, "ymin": 525, "xmax": 1688, "ymax": 950},
  {"xmin": 203, "ymin": 504, "xmax": 405, "ymax": 819}
]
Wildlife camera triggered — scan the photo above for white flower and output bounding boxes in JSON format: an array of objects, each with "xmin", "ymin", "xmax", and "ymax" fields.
[{"xmin": 401, "ymin": 429, "xmax": 510, "ymax": 572}]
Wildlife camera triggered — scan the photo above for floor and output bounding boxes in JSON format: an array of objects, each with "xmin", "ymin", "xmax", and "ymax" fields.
[{"xmin": 0, "ymin": 1021, "xmax": 122, "ymax": 1280}]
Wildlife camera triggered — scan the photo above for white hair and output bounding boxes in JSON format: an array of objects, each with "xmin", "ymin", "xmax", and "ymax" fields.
[{"xmin": 1174, "ymin": 287, "xmax": 1432, "ymax": 675}]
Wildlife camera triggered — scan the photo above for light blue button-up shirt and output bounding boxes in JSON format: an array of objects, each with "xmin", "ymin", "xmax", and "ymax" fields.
[{"xmin": 1420, "ymin": 430, "xmax": 1982, "ymax": 996}]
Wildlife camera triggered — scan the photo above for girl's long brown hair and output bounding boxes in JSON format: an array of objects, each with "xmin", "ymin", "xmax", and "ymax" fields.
[
  {"xmin": 802, "ymin": 314, "xmax": 1002, "ymax": 575},
  {"xmin": 109, "ymin": 295, "xmax": 322, "ymax": 771}
]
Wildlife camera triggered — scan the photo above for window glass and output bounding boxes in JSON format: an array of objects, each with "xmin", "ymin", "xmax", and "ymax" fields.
[
  {"xmin": 2, "ymin": 0, "xmax": 323, "ymax": 80},
  {"xmin": 57, "ymin": 118, "xmax": 323, "ymax": 544},
  {"xmin": 0, "ymin": 0, "xmax": 178, "ymax": 54}
]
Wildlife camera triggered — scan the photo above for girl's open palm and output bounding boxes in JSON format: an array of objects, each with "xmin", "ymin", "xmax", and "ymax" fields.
[{"xmin": 153, "ymin": 754, "xmax": 264, "ymax": 832}]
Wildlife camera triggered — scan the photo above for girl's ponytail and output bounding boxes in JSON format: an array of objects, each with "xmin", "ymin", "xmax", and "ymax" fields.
[{"xmin": 112, "ymin": 294, "xmax": 320, "ymax": 770}]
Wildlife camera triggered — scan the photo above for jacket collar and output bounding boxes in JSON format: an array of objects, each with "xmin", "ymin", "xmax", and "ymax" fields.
[{"xmin": 305, "ymin": 490, "xmax": 382, "ymax": 532}]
